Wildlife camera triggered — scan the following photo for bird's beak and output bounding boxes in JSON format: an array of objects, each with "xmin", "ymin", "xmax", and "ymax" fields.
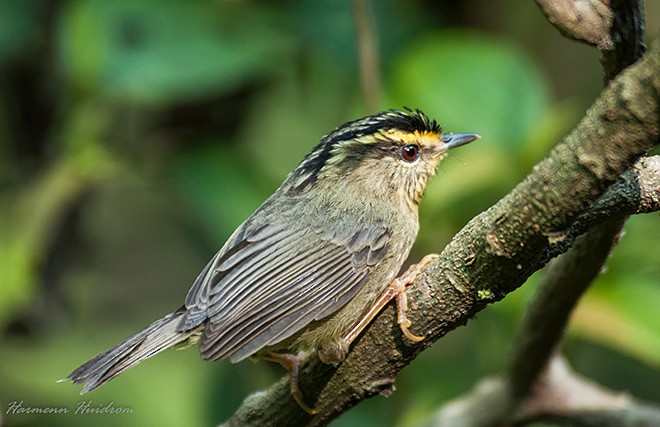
[{"xmin": 436, "ymin": 133, "xmax": 480, "ymax": 154}]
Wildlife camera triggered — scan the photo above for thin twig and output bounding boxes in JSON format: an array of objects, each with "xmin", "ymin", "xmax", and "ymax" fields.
[{"xmin": 351, "ymin": 0, "xmax": 381, "ymax": 112}]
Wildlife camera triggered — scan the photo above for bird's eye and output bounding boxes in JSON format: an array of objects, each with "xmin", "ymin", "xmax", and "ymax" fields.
[{"xmin": 399, "ymin": 144, "xmax": 420, "ymax": 162}]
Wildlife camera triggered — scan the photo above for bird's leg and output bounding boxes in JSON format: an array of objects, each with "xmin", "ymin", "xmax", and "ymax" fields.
[
  {"xmin": 341, "ymin": 254, "xmax": 438, "ymax": 348},
  {"xmin": 262, "ymin": 351, "xmax": 318, "ymax": 415}
]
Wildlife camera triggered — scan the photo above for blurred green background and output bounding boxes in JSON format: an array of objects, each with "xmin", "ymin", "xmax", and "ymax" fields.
[{"xmin": 0, "ymin": 1, "xmax": 658, "ymax": 426}]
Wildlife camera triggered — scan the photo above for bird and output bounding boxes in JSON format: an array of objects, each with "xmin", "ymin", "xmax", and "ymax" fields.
[{"xmin": 66, "ymin": 108, "xmax": 479, "ymax": 414}]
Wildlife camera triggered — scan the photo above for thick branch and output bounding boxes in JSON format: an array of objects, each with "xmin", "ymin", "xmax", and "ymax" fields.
[
  {"xmin": 600, "ymin": 0, "xmax": 646, "ymax": 81},
  {"xmin": 507, "ymin": 154, "xmax": 660, "ymax": 401},
  {"xmin": 534, "ymin": 0, "xmax": 646, "ymax": 81},
  {"xmin": 534, "ymin": 0, "xmax": 614, "ymax": 49},
  {"xmin": 416, "ymin": 156, "xmax": 660, "ymax": 427},
  {"xmin": 506, "ymin": 0, "xmax": 646, "ymax": 401},
  {"xmin": 221, "ymin": 36, "xmax": 659, "ymax": 427},
  {"xmin": 566, "ymin": 155, "xmax": 660, "ymax": 238},
  {"xmin": 635, "ymin": 156, "xmax": 660, "ymax": 212},
  {"xmin": 507, "ymin": 0, "xmax": 645, "ymax": 398}
]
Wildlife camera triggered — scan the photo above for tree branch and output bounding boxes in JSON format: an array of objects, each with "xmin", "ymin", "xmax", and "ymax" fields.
[
  {"xmin": 568, "ymin": 155, "xmax": 660, "ymax": 235},
  {"xmin": 536, "ymin": 0, "xmax": 646, "ymax": 81},
  {"xmin": 507, "ymin": 154, "xmax": 660, "ymax": 403},
  {"xmin": 600, "ymin": 0, "xmax": 646, "ymax": 82},
  {"xmin": 507, "ymin": 217, "xmax": 625, "ymax": 402},
  {"xmin": 505, "ymin": 0, "xmax": 647, "ymax": 410},
  {"xmin": 424, "ymin": 355, "xmax": 660, "ymax": 427},
  {"xmin": 534, "ymin": 0, "xmax": 614, "ymax": 50},
  {"xmin": 423, "ymin": 2, "xmax": 655, "ymax": 424},
  {"xmin": 635, "ymin": 156, "xmax": 660, "ymax": 213},
  {"xmin": 220, "ymin": 35, "xmax": 659, "ymax": 426}
]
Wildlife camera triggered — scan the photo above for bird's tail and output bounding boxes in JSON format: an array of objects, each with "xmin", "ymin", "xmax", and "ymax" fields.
[{"xmin": 66, "ymin": 309, "xmax": 202, "ymax": 393}]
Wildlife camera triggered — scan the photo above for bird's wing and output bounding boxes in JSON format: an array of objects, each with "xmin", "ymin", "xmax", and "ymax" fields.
[{"xmin": 181, "ymin": 218, "xmax": 390, "ymax": 362}]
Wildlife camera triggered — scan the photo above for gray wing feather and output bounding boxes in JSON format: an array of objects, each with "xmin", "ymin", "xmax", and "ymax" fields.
[
  {"xmin": 229, "ymin": 268, "xmax": 369, "ymax": 362},
  {"xmin": 209, "ymin": 242, "xmax": 336, "ymax": 322},
  {"xmin": 204, "ymin": 252, "xmax": 360, "ymax": 361},
  {"xmin": 182, "ymin": 218, "xmax": 390, "ymax": 363}
]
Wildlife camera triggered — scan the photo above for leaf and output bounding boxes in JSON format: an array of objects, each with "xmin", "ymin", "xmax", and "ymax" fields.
[
  {"xmin": 0, "ymin": 0, "xmax": 38, "ymax": 62},
  {"xmin": 390, "ymin": 30, "xmax": 550, "ymax": 151},
  {"xmin": 569, "ymin": 279, "xmax": 660, "ymax": 368},
  {"xmin": 58, "ymin": 0, "xmax": 287, "ymax": 104}
]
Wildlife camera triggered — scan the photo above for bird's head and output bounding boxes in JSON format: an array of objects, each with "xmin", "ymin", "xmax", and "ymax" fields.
[{"xmin": 284, "ymin": 109, "xmax": 479, "ymax": 210}]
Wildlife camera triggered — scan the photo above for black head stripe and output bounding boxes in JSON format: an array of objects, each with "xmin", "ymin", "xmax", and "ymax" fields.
[
  {"xmin": 323, "ymin": 109, "xmax": 440, "ymax": 145},
  {"xmin": 283, "ymin": 109, "xmax": 439, "ymax": 194}
]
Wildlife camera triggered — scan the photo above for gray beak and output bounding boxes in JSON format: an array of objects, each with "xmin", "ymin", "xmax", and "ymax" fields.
[{"xmin": 440, "ymin": 133, "xmax": 480, "ymax": 152}]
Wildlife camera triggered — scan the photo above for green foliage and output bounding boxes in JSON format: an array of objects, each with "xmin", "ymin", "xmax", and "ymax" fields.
[
  {"xmin": 0, "ymin": 0, "xmax": 38, "ymax": 63},
  {"xmin": 59, "ymin": 0, "xmax": 286, "ymax": 103},
  {"xmin": 392, "ymin": 30, "xmax": 551, "ymax": 150},
  {"xmin": 570, "ymin": 214, "xmax": 660, "ymax": 368}
]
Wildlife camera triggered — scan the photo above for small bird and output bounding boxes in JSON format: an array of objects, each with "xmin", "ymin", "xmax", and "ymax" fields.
[{"xmin": 66, "ymin": 109, "xmax": 478, "ymax": 413}]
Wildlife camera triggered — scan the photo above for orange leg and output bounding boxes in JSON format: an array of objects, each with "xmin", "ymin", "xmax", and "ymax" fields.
[
  {"xmin": 263, "ymin": 352, "xmax": 318, "ymax": 415},
  {"xmin": 342, "ymin": 254, "xmax": 438, "ymax": 348}
]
